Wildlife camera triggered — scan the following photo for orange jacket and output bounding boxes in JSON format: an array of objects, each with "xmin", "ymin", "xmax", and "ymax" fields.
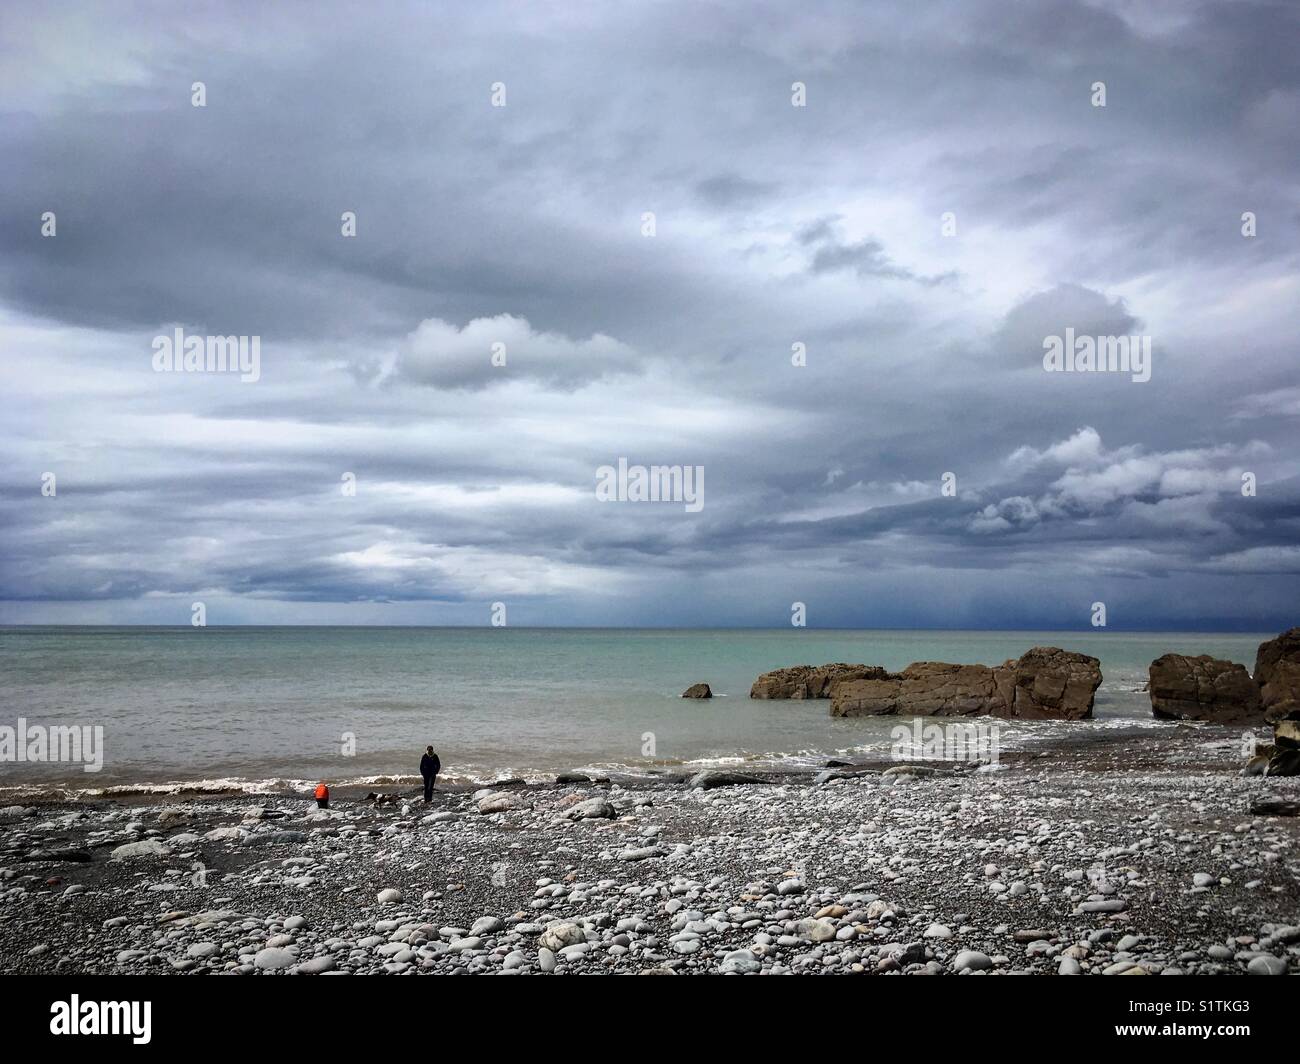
[{"xmin": 314, "ymin": 783, "xmax": 329, "ymax": 800}]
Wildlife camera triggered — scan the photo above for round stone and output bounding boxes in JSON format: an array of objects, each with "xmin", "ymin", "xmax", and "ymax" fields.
[{"xmin": 254, "ymin": 946, "xmax": 295, "ymax": 970}]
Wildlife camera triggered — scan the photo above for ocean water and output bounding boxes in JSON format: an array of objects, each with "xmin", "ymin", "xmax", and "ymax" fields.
[{"xmin": 0, "ymin": 626, "xmax": 1270, "ymax": 795}]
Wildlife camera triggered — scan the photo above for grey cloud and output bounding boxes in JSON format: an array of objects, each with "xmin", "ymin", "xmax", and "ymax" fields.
[
  {"xmin": 695, "ymin": 174, "xmax": 779, "ymax": 209},
  {"xmin": 1, "ymin": 0, "xmax": 1298, "ymax": 629},
  {"xmin": 799, "ymin": 218, "xmax": 958, "ymax": 285},
  {"xmin": 390, "ymin": 314, "xmax": 642, "ymax": 391},
  {"xmin": 993, "ymin": 284, "xmax": 1141, "ymax": 367}
]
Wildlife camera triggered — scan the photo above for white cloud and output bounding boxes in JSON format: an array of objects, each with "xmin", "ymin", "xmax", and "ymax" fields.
[
  {"xmin": 333, "ymin": 542, "xmax": 615, "ymax": 597},
  {"xmin": 1006, "ymin": 426, "xmax": 1109, "ymax": 472},
  {"xmin": 393, "ymin": 314, "xmax": 639, "ymax": 390}
]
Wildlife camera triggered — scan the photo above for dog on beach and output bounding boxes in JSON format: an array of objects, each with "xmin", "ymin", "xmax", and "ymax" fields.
[{"xmin": 362, "ymin": 791, "xmax": 402, "ymax": 807}]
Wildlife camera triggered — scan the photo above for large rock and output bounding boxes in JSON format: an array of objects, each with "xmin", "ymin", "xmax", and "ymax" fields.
[
  {"xmin": 830, "ymin": 662, "xmax": 1001, "ymax": 717},
  {"xmin": 1255, "ymin": 628, "xmax": 1300, "ymax": 722},
  {"xmin": 681, "ymin": 683, "xmax": 713, "ymax": 699},
  {"xmin": 1267, "ymin": 748, "xmax": 1300, "ymax": 777},
  {"xmin": 110, "ymin": 840, "xmax": 172, "ymax": 860},
  {"xmin": 750, "ymin": 663, "xmax": 888, "ymax": 699},
  {"xmin": 1241, "ymin": 743, "xmax": 1274, "ymax": 776},
  {"xmin": 478, "ymin": 792, "xmax": 529, "ymax": 814},
  {"xmin": 1008, "ymin": 647, "xmax": 1102, "ymax": 719},
  {"xmin": 538, "ymin": 922, "xmax": 587, "ymax": 951},
  {"xmin": 687, "ymin": 770, "xmax": 772, "ymax": 789},
  {"xmin": 829, "ymin": 647, "xmax": 1100, "ymax": 720},
  {"xmin": 1148, "ymin": 654, "xmax": 1262, "ymax": 723},
  {"xmin": 566, "ymin": 797, "xmax": 616, "ymax": 820},
  {"xmin": 1258, "ymin": 716, "xmax": 1300, "ymax": 775},
  {"xmin": 253, "ymin": 946, "xmax": 295, "ymax": 970},
  {"xmin": 1251, "ymin": 797, "xmax": 1300, "ymax": 817},
  {"xmin": 554, "ymin": 772, "xmax": 591, "ymax": 784}
]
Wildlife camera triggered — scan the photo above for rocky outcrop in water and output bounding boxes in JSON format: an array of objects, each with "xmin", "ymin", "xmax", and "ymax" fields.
[
  {"xmin": 1148, "ymin": 654, "xmax": 1263, "ymax": 723},
  {"xmin": 1254, "ymin": 628, "xmax": 1300, "ymax": 722},
  {"xmin": 827, "ymin": 647, "xmax": 1101, "ymax": 720},
  {"xmin": 1003, "ymin": 648, "xmax": 1103, "ymax": 720},
  {"xmin": 681, "ymin": 683, "xmax": 712, "ymax": 699},
  {"xmin": 749, "ymin": 663, "xmax": 888, "ymax": 700}
]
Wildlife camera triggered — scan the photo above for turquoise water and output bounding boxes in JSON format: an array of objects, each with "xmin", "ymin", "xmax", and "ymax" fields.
[{"xmin": 0, "ymin": 626, "xmax": 1270, "ymax": 792}]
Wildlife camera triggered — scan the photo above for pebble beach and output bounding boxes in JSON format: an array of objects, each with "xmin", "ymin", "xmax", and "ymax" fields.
[{"xmin": 1, "ymin": 727, "xmax": 1297, "ymax": 976}]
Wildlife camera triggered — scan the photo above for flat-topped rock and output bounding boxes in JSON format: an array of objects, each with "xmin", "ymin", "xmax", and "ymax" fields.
[
  {"xmin": 1148, "ymin": 653, "xmax": 1262, "ymax": 723},
  {"xmin": 750, "ymin": 663, "xmax": 888, "ymax": 700},
  {"xmin": 830, "ymin": 662, "xmax": 998, "ymax": 716},
  {"xmin": 829, "ymin": 647, "xmax": 1101, "ymax": 720}
]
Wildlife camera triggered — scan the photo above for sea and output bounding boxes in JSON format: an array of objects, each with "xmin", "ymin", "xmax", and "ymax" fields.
[{"xmin": 0, "ymin": 626, "xmax": 1269, "ymax": 797}]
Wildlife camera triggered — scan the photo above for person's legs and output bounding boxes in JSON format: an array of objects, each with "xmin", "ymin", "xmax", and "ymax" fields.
[{"xmin": 423, "ymin": 776, "xmax": 433, "ymax": 802}]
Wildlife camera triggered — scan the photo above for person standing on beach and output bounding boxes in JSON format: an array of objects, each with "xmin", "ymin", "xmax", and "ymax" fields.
[
  {"xmin": 314, "ymin": 781, "xmax": 330, "ymax": 809},
  {"xmin": 420, "ymin": 746, "xmax": 440, "ymax": 802}
]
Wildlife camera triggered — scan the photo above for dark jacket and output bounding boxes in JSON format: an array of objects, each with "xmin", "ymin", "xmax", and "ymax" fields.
[{"xmin": 420, "ymin": 752, "xmax": 440, "ymax": 778}]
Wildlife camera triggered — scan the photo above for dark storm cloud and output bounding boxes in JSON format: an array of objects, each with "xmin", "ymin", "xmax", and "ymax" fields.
[{"xmin": 1, "ymin": 0, "xmax": 1298, "ymax": 628}]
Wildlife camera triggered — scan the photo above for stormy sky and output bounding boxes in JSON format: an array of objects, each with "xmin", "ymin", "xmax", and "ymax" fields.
[{"xmin": 1, "ymin": 0, "xmax": 1298, "ymax": 630}]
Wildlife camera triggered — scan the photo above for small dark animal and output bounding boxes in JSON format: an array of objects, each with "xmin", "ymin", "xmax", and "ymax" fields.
[{"xmin": 363, "ymin": 791, "xmax": 402, "ymax": 807}]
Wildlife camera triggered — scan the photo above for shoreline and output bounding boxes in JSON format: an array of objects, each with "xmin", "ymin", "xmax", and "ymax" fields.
[
  {"xmin": 2, "ymin": 726, "xmax": 1297, "ymax": 975},
  {"xmin": 0, "ymin": 716, "xmax": 1260, "ymax": 805}
]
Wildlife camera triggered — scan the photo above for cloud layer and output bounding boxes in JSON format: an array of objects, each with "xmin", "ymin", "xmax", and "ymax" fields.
[{"xmin": 1, "ymin": 0, "xmax": 1298, "ymax": 630}]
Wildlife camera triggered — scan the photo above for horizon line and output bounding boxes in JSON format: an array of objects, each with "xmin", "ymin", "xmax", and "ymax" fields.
[{"xmin": 0, "ymin": 623, "xmax": 1285, "ymax": 634}]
